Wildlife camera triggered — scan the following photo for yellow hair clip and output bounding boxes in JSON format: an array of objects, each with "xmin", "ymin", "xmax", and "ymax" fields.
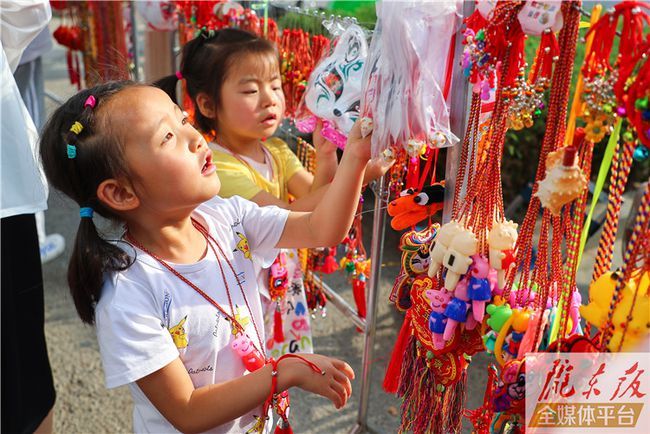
[{"xmin": 70, "ymin": 121, "xmax": 84, "ymax": 135}]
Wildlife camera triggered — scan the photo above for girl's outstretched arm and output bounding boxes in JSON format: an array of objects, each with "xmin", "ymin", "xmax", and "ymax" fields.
[
  {"xmin": 136, "ymin": 354, "xmax": 353, "ymax": 434},
  {"xmin": 276, "ymin": 120, "xmax": 370, "ymax": 249}
]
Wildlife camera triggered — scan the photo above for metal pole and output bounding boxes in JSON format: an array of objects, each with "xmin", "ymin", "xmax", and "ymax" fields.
[
  {"xmin": 442, "ymin": 0, "xmax": 475, "ymax": 224},
  {"xmin": 351, "ymin": 175, "xmax": 388, "ymax": 434},
  {"xmin": 129, "ymin": 1, "xmax": 140, "ymax": 82}
]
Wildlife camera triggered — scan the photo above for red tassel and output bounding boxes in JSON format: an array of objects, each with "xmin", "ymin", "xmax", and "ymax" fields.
[
  {"xmin": 321, "ymin": 249, "xmax": 339, "ymax": 273},
  {"xmin": 275, "ymin": 423, "xmax": 293, "ymax": 434},
  {"xmin": 383, "ymin": 313, "xmax": 412, "ymax": 393},
  {"xmin": 274, "ymin": 306, "xmax": 285, "ymax": 344},
  {"xmin": 464, "ymin": 9, "xmax": 488, "ymax": 33},
  {"xmin": 352, "ymin": 279, "xmax": 367, "ymax": 319}
]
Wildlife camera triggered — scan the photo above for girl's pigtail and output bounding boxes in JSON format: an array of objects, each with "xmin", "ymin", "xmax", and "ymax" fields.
[
  {"xmin": 154, "ymin": 73, "xmax": 181, "ymax": 105},
  {"xmin": 68, "ymin": 213, "xmax": 132, "ymax": 324},
  {"xmin": 40, "ymin": 81, "xmax": 138, "ymax": 325}
]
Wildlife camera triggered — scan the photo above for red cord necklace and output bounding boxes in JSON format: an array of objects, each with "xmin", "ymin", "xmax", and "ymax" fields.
[{"xmin": 125, "ymin": 218, "xmax": 266, "ymax": 371}]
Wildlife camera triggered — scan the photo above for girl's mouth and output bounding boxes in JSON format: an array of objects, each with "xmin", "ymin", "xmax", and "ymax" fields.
[
  {"xmin": 261, "ymin": 114, "xmax": 277, "ymax": 125},
  {"xmin": 202, "ymin": 153, "xmax": 215, "ymax": 175}
]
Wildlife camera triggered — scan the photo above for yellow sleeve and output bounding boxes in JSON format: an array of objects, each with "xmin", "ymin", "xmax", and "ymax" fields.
[
  {"xmin": 212, "ymin": 151, "xmax": 263, "ymax": 200},
  {"xmin": 265, "ymin": 137, "xmax": 305, "ymax": 181}
]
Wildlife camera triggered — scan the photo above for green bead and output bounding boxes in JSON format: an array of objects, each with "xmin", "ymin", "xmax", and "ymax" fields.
[
  {"xmin": 476, "ymin": 29, "xmax": 485, "ymax": 41},
  {"xmin": 603, "ymin": 104, "xmax": 613, "ymax": 114},
  {"xmin": 534, "ymin": 108, "xmax": 542, "ymax": 117},
  {"xmin": 635, "ymin": 97, "xmax": 649, "ymax": 110},
  {"xmin": 623, "ymin": 131, "xmax": 635, "ymax": 143},
  {"xmin": 426, "ymin": 351, "xmax": 434, "ymax": 360},
  {"xmin": 436, "ymin": 384, "xmax": 445, "ymax": 393},
  {"xmin": 345, "ymin": 262, "xmax": 355, "ymax": 272}
]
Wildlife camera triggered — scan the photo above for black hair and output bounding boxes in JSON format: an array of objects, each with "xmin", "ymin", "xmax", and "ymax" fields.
[
  {"xmin": 154, "ymin": 28, "xmax": 277, "ymax": 134},
  {"xmin": 40, "ymin": 80, "xmax": 140, "ymax": 324}
]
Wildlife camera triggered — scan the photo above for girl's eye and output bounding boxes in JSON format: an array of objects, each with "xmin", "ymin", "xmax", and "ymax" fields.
[
  {"xmin": 243, "ymin": 89, "xmax": 258, "ymax": 94},
  {"xmin": 181, "ymin": 117, "xmax": 189, "ymax": 125},
  {"xmin": 162, "ymin": 132, "xmax": 174, "ymax": 144}
]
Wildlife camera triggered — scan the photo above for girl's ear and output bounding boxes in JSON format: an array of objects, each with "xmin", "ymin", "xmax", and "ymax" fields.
[
  {"xmin": 96, "ymin": 178, "xmax": 140, "ymax": 212},
  {"xmin": 195, "ymin": 92, "xmax": 216, "ymax": 119}
]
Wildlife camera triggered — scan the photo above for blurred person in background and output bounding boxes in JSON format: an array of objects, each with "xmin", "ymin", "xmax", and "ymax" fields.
[
  {"xmin": 13, "ymin": 27, "xmax": 65, "ymax": 264},
  {"xmin": 1, "ymin": 1, "xmax": 56, "ymax": 433}
]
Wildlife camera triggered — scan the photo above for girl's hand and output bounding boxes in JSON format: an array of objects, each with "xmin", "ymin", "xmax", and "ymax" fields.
[
  {"xmin": 362, "ymin": 157, "xmax": 395, "ymax": 185},
  {"xmin": 343, "ymin": 120, "xmax": 372, "ymax": 162},
  {"xmin": 281, "ymin": 354, "xmax": 355, "ymax": 409},
  {"xmin": 313, "ymin": 120, "xmax": 338, "ymax": 156}
]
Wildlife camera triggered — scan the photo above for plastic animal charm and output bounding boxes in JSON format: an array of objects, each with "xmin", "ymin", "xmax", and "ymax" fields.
[
  {"xmin": 491, "ymin": 358, "xmax": 526, "ymax": 416},
  {"xmin": 428, "ymin": 220, "xmax": 464, "ymax": 277},
  {"xmin": 387, "ymin": 183, "xmax": 445, "ymax": 231},
  {"xmin": 504, "ymin": 309, "xmax": 530, "ymax": 358},
  {"xmin": 442, "ymin": 228, "xmax": 478, "ymax": 290},
  {"xmin": 484, "ymin": 303, "xmax": 513, "ymax": 353},
  {"xmin": 488, "ymin": 220, "xmax": 518, "ymax": 290},
  {"xmin": 535, "ymin": 147, "xmax": 588, "ymax": 215},
  {"xmin": 580, "ymin": 271, "xmax": 649, "ymax": 352},
  {"xmin": 426, "ymin": 288, "xmax": 451, "ymax": 349},
  {"xmin": 443, "ymin": 276, "xmax": 471, "ymax": 341},
  {"xmin": 231, "ymin": 333, "xmax": 265, "ymax": 372},
  {"xmin": 269, "ymin": 253, "xmax": 289, "ymax": 344},
  {"xmin": 390, "ymin": 226, "xmax": 437, "ymax": 311},
  {"xmin": 468, "ymin": 254, "xmax": 492, "ymax": 322},
  {"xmin": 269, "ymin": 253, "xmax": 289, "ymax": 300}
]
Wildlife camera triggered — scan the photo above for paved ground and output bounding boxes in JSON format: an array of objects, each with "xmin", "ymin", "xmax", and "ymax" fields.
[{"xmin": 39, "ymin": 22, "xmax": 634, "ymax": 434}]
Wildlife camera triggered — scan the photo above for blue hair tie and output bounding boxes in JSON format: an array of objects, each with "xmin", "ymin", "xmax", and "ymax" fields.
[
  {"xmin": 80, "ymin": 207, "xmax": 94, "ymax": 218},
  {"xmin": 67, "ymin": 144, "xmax": 77, "ymax": 159}
]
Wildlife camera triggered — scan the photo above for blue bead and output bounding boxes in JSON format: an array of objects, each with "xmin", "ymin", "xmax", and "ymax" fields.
[{"xmin": 633, "ymin": 145, "xmax": 649, "ymax": 162}]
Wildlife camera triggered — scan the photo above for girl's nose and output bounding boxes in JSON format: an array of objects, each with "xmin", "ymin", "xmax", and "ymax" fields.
[
  {"xmin": 189, "ymin": 131, "xmax": 204, "ymax": 152},
  {"xmin": 261, "ymin": 87, "xmax": 279, "ymax": 108}
]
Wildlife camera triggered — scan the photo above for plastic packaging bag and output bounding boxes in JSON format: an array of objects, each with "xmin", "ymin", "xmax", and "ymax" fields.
[{"xmin": 359, "ymin": 0, "xmax": 461, "ymax": 158}]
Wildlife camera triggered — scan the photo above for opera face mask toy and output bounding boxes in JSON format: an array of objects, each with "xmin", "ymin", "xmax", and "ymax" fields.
[{"xmin": 298, "ymin": 24, "xmax": 368, "ymax": 148}]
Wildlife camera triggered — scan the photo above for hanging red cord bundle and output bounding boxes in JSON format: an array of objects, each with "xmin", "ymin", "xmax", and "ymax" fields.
[
  {"xmin": 625, "ymin": 42, "xmax": 650, "ymax": 148},
  {"xmin": 585, "ymin": 1, "xmax": 650, "ymax": 102},
  {"xmin": 280, "ymin": 29, "xmax": 328, "ymax": 117}
]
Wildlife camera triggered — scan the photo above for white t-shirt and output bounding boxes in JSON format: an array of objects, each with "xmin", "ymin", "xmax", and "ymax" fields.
[
  {"xmin": 96, "ymin": 196, "xmax": 289, "ymax": 433},
  {"xmin": 0, "ymin": 0, "xmax": 51, "ymax": 219}
]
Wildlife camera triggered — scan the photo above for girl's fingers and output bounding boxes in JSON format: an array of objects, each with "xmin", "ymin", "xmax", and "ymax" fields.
[
  {"xmin": 329, "ymin": 381, "xmax": 347, "ymax": 408},
  {"xmin": 332, "ymin": 359, "xmax": 355, "ymax": 379},
  {"xmin": 332, "ymin": 369, "xmax": 352, "ymax": 397}
]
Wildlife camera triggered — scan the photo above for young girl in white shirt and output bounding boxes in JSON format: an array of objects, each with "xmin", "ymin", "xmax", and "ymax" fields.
[{"xmin": 39, "ymin": 81, "xmax": 372, "ymax": 433}]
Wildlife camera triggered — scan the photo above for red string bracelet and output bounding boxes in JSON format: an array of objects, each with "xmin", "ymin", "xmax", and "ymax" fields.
[{"xmin": 263, "ymin": 354, "xmax": 325, "ymax": 433}]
